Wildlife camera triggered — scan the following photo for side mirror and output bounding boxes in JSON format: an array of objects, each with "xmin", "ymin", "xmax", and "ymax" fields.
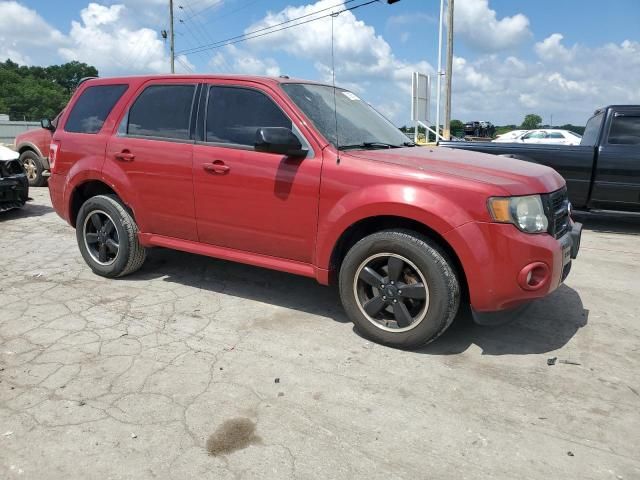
[
  {"xmin": 41, "ymin": 118, "xmax": 55, "ymax": 131},
  {"xmin": 255, "ymin": 127, "xmax": 308, "ymax": 157}
]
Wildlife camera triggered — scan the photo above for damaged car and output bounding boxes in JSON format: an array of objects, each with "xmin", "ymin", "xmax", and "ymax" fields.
[{"xmin": 0, "ymin": 145, "xmax": 29, "ymax": 212}]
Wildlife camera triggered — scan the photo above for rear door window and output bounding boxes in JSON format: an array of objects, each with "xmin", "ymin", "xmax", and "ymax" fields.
[
  {"xmin": 127, "ymin": 84, "xmax": 196, "ymax": 140},
  {"xmin": 64, "ymin": 84, "xmax": 128, "ymax": 134},
  {"xmin": 581, "ymin": 112, "xmax": 604, "ymax": 146},
  {"xmin": 608, "ymin": 115, "xmax": 640, "ymax": 145},
  {"xmin": 206, "ymin": 86, "xmax": 292, "ymax": 146}
]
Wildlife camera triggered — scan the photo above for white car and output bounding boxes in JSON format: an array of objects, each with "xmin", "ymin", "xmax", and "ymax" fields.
[
  {"xmin": 493, "ymin": 130, "xmax": 529, "ymax": 142},
  {"xmin": 517, "ymin": 129, "xmax": 582, "ymax": 145}
]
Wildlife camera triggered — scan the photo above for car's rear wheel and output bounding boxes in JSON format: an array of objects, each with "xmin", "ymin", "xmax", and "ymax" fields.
[
  {"xmin": 339, "ymin": 230, "xmax": 460, "ymax": 349},
  {"xmin": 76, "ymin": 194, "xmax": 146, "ymax": 278},
  {"xmin": 20, "ymin": 151, "xmax": 47, "ymax": 187}
]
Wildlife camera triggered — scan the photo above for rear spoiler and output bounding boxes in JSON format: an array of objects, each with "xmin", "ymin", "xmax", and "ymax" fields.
[{"xmin": 74, "ymin": 76, "xmax": 99, "ymax": 91}]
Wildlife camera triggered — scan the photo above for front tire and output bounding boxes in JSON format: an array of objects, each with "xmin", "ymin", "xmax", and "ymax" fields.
[
  {"xmin": 20, "ymin": 151, "xmax": 47, "ymax": 187},
  {"xmin": 339, "ymin": 230, "xmax": 460, "ymax": 349},
  {"xmin": 76, "ymin": 194, "xmax": 146, "ymax": 278}
]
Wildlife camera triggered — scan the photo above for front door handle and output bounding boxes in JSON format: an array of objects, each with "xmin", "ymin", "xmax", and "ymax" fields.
[
  {"xmin": 203, "ymin": 160, "xmax": 230, "ymax": 174},
  {"xmin": 114, "ymin": 150, "xmax": 135, "ymax": 162}
]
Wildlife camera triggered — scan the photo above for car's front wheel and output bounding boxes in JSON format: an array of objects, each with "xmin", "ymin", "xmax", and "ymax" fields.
[
  {"xmin": 76, "ymin": 194, "xmax": 146, "ymax": 278},
  {"xmin": 339, "ymin": 230, "xmax": 460, "ymax": 349}
]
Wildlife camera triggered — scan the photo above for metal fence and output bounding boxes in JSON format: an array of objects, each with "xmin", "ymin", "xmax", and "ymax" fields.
[{"xmin": 0, "ymin": 120, "xmax": 40, "ymax": 146}]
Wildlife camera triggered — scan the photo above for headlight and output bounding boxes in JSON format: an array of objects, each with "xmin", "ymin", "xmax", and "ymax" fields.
[{"xmin": 488, "ymin": 195, "xmax": 549, "ymax": 233}]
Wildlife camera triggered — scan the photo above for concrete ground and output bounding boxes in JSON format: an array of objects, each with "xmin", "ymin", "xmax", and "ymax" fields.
[{"xmin": 1, "ymin": 188, "xmax": 639, "ymax": 480}]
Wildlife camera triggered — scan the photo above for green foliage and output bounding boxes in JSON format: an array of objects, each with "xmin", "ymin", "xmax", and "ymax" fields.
[
  {"xmin": 0, "ymin": 59, "xmax": 98, "ymax": 120},
  {"xmin": 560, "ymin": 124, "xmax": 585, "ymax": 135},
  {"xmin": 520, "ymin": 114, "xmax": 542, "ymax": 130}
]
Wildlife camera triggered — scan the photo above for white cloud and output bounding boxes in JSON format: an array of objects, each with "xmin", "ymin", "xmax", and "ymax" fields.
[
  {"xmin": 454, "ymin": 0, "xmax": 531, "ymax": 52},
  {"xmin": 206, "ymin": 0, "xmax": 431, "ymax": 122},
  {"xmin": 58, "ymin": 3, "xmax": 177, "ymax": 74},
  {"xmin": 450, "ymin": 39, "xmax": 640, "ymax": 124},
  {"xmin": 0, "ymin": 1, "xmax": 66, "ymax": 65},
  {"xmin": 209, "ymin": 46, "xmax": 280, "ymax": 76},
  {"xmin": 534, "ymin": 33, "xmax": 574, "ymax": 62}
]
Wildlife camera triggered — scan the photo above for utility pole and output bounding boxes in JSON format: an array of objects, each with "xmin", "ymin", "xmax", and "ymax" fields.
[
  {"xmin": 169, "ymin": 0, "xmax": 175, "ymax": 73},
  {"xmin": 435, "ymin": 0, "xmax": 444, "ymax": 142},
  {"xmin": 443, "ymin": 0, "xmax": 454, "ymax": 140}
]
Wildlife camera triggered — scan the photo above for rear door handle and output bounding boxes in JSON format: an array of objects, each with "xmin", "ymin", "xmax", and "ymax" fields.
[
  {"xmin": 114, "ymin": 151, "xmax": 135, "ymax": 162},
  {"xmin": 203, "ymin": 160, "xmax": 230, "ymax": 174}
]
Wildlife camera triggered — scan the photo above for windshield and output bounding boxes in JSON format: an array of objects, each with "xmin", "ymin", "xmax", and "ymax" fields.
[{"xmin": 281, "ymin": 83, "xmax": 412, "ymax": 149}]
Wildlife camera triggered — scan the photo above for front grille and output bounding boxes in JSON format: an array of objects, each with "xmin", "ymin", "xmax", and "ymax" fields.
[{"xmin": 544, "ymin": 187, "xmax": 570, "ymax": 238}]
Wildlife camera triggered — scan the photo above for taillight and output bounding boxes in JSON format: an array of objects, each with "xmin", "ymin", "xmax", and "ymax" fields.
[{"xmin": 49, "ymin": 142, "xmax": 59, "ymax": 173}]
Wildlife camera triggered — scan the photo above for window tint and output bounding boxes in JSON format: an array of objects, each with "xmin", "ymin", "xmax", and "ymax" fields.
[
  {"xmin": 127, "ymin": 85, "xmax": 195, "ymax": 140},
  {"xmin": 608, "ymin": 115, "xmax": 640, "ymax": 145},
  {"xmin": 581, "ymin": 111, "xmax": 604, "ymax": 146},
  {"xmin": 64, "ymin": 85, "xmax": 127, "ymax": 134},
  {"xmin": 548, "ymin": 132, "xmax": 564, "ymax": 138},
  {"xmin": 524, "ymin": 131, "xmax": 546, "ymax": 139},
  {"xmin": 206, "ymin": 86, "xmax": 292, "ymax": 146}
]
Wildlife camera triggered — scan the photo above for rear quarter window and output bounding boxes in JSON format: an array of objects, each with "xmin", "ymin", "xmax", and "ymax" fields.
[{"xmin": 64, "ymin": 84, "xmax": 128, "ymax": 134}]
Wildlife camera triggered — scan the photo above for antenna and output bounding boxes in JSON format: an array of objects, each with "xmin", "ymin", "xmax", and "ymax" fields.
[{"xmin": 331, "ymin": 11, "xmax": 340, "ymax": 162}]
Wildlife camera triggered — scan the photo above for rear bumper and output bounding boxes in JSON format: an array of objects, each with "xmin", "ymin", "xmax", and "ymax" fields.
[
  {"xmin": 444, "ymin": 220, "xmax": 582, "ymax": 313},
  {"xmin": 0, "ymin": 174, "xmax": 29, "ymax": 211}
]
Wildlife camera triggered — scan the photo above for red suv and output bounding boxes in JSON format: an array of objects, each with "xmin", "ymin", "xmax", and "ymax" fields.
[{"xmin": 46, "ymin": 75, "xmax": 581, "ymax": 348}]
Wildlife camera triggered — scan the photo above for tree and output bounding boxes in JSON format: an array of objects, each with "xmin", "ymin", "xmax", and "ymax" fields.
[
  {"xmin": 450, "ymin": 119, "xmax": 464, "ymax": 132},
  {"xmin": 0, "ymin": 59, "xmax": 98, "ymax": 120},
  {"xmin": 520, "ymin": 114, "xmax": 542, "ymax": 130}
]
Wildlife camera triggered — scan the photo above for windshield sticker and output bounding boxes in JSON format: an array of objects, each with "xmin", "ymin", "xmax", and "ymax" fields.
[{"xmin": 342, "ymin": 91, "xmax": 360, "ymax": 101}]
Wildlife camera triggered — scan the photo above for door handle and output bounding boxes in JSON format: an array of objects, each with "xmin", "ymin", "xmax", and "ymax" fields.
[
  {"xmin": 203, "ymin": 160, "xmax": 230, "ymax": 174},
  {"xmin": 114, "ymin": 151, "xmax": 135, "ymax": 162}
]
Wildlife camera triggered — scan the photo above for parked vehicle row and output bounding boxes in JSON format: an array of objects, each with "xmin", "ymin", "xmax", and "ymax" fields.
[
  {"xmin": 42, "ymin": 74, "xmax": 581, "ymax": 348},
  {"xmin": 441, "ymin": 105, "xmax": 640, "ymax": 212}
]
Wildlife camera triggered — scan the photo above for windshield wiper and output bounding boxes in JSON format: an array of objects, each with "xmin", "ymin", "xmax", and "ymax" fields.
[{"xmin": 338, "ymin": 142, "xmax": 404, "ymax": 151}]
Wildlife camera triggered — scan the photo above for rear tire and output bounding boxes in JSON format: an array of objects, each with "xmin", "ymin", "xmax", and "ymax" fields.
[
  {"xmin": 339, "ymin": 230, "xmax": 460, "ymax": 349},
  {"xmin": 20, "ymin": 151, "xmax": 47, "ymax": 187},
  {"xmin": 76, "ymin": 194, "xmax": 146, "ymax": 278}
]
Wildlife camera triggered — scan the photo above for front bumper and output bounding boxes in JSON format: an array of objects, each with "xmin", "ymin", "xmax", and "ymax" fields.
[
  {"xmin": 0, "ymin": 174, "xmax": 29, "ymax": 212},
  {"xmin": 444, "ymin": 220, "xmax": 582, "ymax": 314}
]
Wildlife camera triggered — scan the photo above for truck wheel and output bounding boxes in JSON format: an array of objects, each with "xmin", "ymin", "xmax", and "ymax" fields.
[
  {"xmin": 339, "ymin": 230, "xmax": 460, "ymax": 349},
  {"xmin": 76, "ymin": 194, "xmax": 146, "ymax": 278},
  {"xmin": 20, "ymin": 151, "xmax": 47, "ymax": 187}
]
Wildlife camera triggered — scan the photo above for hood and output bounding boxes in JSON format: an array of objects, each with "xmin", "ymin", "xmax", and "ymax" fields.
[
  {"xmin": 0, "ymin": 145, "xmax": 19, "ymax": 161},
  {"xmin": 345, "ymin": 146, "xmax": 565, "ymax": 195}
]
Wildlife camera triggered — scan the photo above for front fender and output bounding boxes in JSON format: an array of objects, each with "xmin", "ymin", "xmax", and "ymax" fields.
[{"xmin": 315, "ymin": 184, "xmax": 475, "ymax": 269}]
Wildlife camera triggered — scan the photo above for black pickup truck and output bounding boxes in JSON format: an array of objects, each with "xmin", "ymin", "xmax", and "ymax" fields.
[{"xmin": 441, "ymin": 105, "xmax": 640, "ymax": 212}]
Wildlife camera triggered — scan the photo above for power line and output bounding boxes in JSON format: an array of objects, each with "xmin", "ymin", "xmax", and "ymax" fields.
[
  {"xmin": 176, "ymin": 56, "xmax": 195, "ymax": 73},
  {"xmin": 197, "ymin": 0, "xmax": 263, "ymax": 27},
  {"xmin": 177, "ymin": 0, "xmax": 371, "ymax": 56},
  {"xmin": 180, "ymin": 0, "xmax": 224, "ymax": 21}
]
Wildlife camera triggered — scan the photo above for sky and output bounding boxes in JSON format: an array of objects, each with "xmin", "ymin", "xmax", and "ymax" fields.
[{"xmin": 1, "ymin": 0, "xmax": 639, "ymax": 126}]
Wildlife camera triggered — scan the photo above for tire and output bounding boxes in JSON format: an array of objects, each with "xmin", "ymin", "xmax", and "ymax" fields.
[
  {"xmin": 20, "ymin": 150, "xmax": 47, "ymax": 187},
  {"xmin": 76, "ymin": 194, "xmax": 146, "ymax": 278},
  {"xmin": 339, "ymin": 230, "xmax": 460, "ymax": 349}
]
